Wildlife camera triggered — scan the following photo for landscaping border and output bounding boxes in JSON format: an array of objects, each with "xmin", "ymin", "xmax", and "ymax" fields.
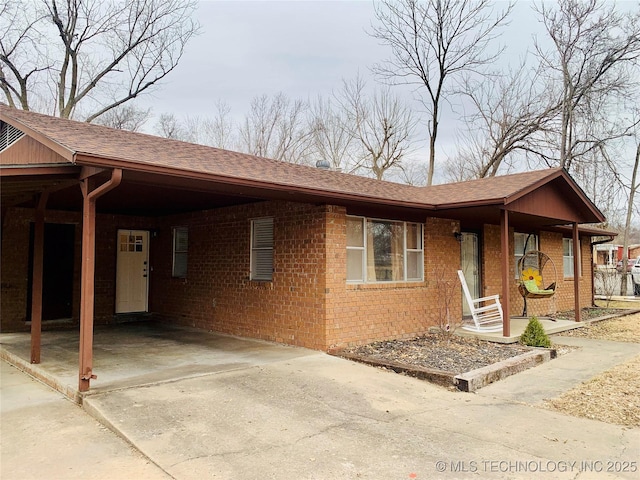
[{"xmin": 330, "ymin": 347, "xmax": 556, "ymax": 392}]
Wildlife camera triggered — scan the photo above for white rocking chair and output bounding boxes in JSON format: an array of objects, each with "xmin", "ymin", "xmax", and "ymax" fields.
[{"xmin": 457, "ymin": 270, "xmax": 504, "ymax": 332}]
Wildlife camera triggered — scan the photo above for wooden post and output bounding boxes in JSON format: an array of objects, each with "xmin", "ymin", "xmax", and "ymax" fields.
[
  {"xmin": 573, "ymin": 222, "xmax": 581, "ymax": 322},
  {"xmin": 78, "ymin": 169, "xmax": 122, "ymax": 392},
  {"xmin": 30, "ymin": 192, "xmax": 48, "ymax": 364},
  {"xmin": 78, "ymin": 183, "xmax": 96, "ymax": 392},
  {"xmin": 500, "ymin": 209, "xmax": 510, "ymax": 337}
]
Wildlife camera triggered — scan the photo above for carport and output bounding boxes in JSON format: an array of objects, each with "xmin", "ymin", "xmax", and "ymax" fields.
[
  {"xmin": 0, "ymin": 322, "xmax": 314, "ymax": 402},
  {"xmin": 2, "ymin": 106, "xmax": 452, "ymax": 393}
]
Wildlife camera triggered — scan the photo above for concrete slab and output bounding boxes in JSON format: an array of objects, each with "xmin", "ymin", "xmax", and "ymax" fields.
[
  {"xmin": 0, "ymin": 361, "xmax": 169, "ymax": 480},
  {"xmin": 3, "ymin": 321, "xmax": 639, "ymax": 479},
  {"xmin": 457, "ymin": 317, "xmax": 581, "ymax": 343},
  {"xmin": 82, "ymin": 352, "xmax": 640, "ymax": 479},
  {"xmin": 0, "ymin": 322, "xmax": 316, "ymax": 400},
  {"xmin": 477, "ymin": 336, "xmax": 640, "ymax": 405}
]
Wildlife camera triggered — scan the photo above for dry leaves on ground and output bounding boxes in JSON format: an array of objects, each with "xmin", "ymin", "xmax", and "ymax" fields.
[
  {"xmin": 558, "ymin": 312, "xmax": 640, "ymax": 343},
  {"xmin": 342, "ymin": 333, "xmax": 532, "ymax": 376},
  {"xmin": 545, "ymin": 355, "xmax": 640, "ymax": 427},
  {"xmin": 546, "ymin": 312, "xmax": 640, "ymax": 427}
]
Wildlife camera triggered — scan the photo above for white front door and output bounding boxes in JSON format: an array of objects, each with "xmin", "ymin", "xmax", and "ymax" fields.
[{"xmin": 116, "ymin": 230, "xmax": 149, "ymax": 313}]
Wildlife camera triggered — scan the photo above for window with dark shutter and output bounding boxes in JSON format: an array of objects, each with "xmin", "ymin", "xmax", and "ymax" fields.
[
  {"xmin": 172, "ymin": 227, "xmax": 188, "ymax": 278},
  {"xmin": 251, "ymin": 218, "xmax": 274, "ymax": 281}
]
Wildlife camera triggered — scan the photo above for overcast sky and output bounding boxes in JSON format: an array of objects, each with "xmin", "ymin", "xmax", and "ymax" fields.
[
  {"xmin": 136, "ymin": 1, "xmax": 542, "ymax": 175},
  {"xmin": 136, "ymin": 0, "xmax": 637, "ymax": 185},
  {"xmin": 139, "ymin": 1, "xmax": 384, "ymax": 115}
]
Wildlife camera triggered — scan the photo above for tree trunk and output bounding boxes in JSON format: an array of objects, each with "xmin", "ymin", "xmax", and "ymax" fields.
[{"xmin": 620, "ymin": 143, "xmax": 639, "ymax": 296}]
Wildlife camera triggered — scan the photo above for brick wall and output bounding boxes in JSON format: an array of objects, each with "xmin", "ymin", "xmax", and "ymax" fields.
[
  {"xmin": 2, "ymin": 207, "xmax": 40, "ymax": 331},
  {"xmin": 324, "ymin": 214, "xmax": 462, "ymax": 349},
  {"xmin": 151, "ymin": 201, "xmax": 328, "ymax": 350},
  {"xmin": 1, "ymin": 207, "xmax": 157, "ymax": 331},
  {"xmin": 482, "ymin": 225, "xmax": 593, "ymax": 319},
  {"xmin": 1, "ymin": 202, "xmax": 596, "ymax": 348}
]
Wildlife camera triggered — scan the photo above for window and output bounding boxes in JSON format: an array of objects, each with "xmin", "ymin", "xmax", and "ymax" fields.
[
  {"xmin": 346, "ymin": 216, "xmax": 423, "ymax": 283},
  {"xmin": 563, "ymin": 238, "xmax": 580, "ymax": 277},
  {"xmin": 172, "ymin": 227, "xmax": 188, "ymax": 278},
  {"xmin": 514, "ymin": 232, "xmax": 538, "ymax": 278},
  {"xmin": 251, "ymin": 217, "xmax": 274, "ymax": 281}
]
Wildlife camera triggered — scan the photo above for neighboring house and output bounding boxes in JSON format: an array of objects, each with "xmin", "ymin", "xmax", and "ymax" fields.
[
  {"xmin": 594, "ymin": 244, "xmax": 640, "ymax": 269},
  {"xmin": 0, "ymin": 105, "xmax": 611, "ymax": 391}
]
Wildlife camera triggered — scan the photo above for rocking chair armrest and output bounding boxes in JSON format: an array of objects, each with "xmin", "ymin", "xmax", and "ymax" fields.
[{"xmin": 472, "ymin": 294, "xmax": 501, "ymax": 304}]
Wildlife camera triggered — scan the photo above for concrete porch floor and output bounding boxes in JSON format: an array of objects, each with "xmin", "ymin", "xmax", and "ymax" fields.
[
  {"xmin": 456, "ymin": 316, "xmax": 582, "ymax": 343},
  {"xmin": 0, "ymin": 322, "xmax": 316, "ymax": 402}
]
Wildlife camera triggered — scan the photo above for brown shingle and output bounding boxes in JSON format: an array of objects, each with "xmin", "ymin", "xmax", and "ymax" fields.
[{"xmin": 0, "ymin": 105, "xmax": 584, "ymax": 212}]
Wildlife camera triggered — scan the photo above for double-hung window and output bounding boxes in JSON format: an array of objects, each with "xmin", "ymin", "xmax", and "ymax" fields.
[
  {"xmin": 346, "ymin": 216, "xmax": 423, "ymax": 283},
  {"xmin": 251, "ymin": 217, "xmax": 274, "ymax": 281},
  {"xmin": 514, "ymin": 232, "xmax": 538, "ymax": 278},
  {"xmin": 563, "ymin": 238, "xmax": 580, "ymax": 277},
  {"xmin": 172, "ymin": 227, "xmax": 188, "ymax": 278}
]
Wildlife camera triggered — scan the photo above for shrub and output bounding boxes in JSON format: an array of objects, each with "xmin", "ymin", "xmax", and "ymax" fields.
[{"xmin": 520, "ymin": 316, "xmax": 551, "ymax": 348}]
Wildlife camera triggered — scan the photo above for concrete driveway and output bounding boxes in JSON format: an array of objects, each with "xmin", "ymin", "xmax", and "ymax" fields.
[{"xmin": 2, "ymin": 322, "xmax": 639, "ymax": 479}]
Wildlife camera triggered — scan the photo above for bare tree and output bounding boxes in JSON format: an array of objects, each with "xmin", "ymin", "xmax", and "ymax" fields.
[
  {"xmin": 308, "ymin": 95, "xmax": 358, "ymax": 172},
  {"xmin": 155, "ymin": 102, "xmax": 236, "ymax": 149},
  {"xmin": 154, "ymin": 113, "xmax": 185, "ymax": 140},
  {"xmin": 0, "ymin": 0, "xmax": 198, "ymax": 121},
  {"xmin": 200, "ymin": 100, "xmax": 235, "ymax": 150},
  {"xmin": 534, "ymin": 0, "xmax": 640, "ymax": 170},
  {"xmin": 340, "ymin": 77, "xmax": 417, "ymax": 180},
  {"xmin": 449, "ymin": 65, "xmax": 560, "ymax": 180},
  {"xmin": 371, "ymin": 0, "xmax": 513, "ymax": 185},
  {"xmin": 619, "ymin": 104, "xmax": 640, "ymax": 295},
  {"xmin": 94, "ymin": 104, "xmax": 151, "ymax": 131},
  {"xmin": 238, "ymin": 93, "xmax": 313, "ymax": 164}
]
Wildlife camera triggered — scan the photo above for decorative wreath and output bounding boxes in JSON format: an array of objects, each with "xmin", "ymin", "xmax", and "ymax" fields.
[{"xmin": 521, "ymin": 268, "xmax": 542, "ymax": 287}]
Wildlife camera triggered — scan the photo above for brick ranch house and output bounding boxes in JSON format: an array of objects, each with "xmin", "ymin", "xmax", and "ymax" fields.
[{"xmin": 1, "ymin": 105, "xmax": 611, "ymax": 391}]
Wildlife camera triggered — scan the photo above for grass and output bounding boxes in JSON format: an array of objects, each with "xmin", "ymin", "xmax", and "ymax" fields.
[{"xmin": 594, "ymin": 299, "xmax": 640, "ymax": 309}]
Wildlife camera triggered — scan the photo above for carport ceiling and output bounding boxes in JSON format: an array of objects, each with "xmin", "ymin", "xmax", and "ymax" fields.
[{"xmin": 2, "ymin": 170, "xmax": 267, "ymax": 216}]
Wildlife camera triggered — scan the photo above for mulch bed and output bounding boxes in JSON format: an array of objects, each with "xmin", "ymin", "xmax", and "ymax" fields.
[{"xmin": 340, "ymin": 333, "xmax": 533, "ymax": 376}]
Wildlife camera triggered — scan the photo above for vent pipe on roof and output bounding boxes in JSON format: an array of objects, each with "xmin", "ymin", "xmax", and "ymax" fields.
[{"xmin": 315, "ymin": 159, "xmax": 331, "ymax": 170}]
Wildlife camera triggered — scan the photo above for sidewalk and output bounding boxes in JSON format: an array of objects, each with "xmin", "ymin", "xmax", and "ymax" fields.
[
  {"xmin": 0, "ymin": 362, "xmax": 169, "ymax": 480},
  {"xmin": 477, "ymin": 335, "xmax": 640, "ymax": 404}
]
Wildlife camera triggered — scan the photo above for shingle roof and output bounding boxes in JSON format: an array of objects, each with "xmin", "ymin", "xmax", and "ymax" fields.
[
  {"xmin": 0, "ymin": 104, "xmax": 597, "ymax": 217},
  {"xmin": 420, "ymin": 169, "xmax": 565, "ymax": 206},
  {"xmin": 1, "ymin": 104, "xmax": 431, "ymax": 207}
]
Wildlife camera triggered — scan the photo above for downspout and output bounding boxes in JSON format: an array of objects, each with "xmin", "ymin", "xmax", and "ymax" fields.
[{"xmin": 78, "ymin": 168, "xmax": 122, "ymax": 392}]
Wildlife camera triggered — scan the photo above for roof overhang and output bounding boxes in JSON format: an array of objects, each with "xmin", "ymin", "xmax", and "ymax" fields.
[{"xmin": 0, "ymin": 106, "xmax": 608, "ymax": 227}]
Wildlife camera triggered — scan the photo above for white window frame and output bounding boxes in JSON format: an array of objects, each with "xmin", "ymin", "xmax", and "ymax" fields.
[
  {"xmin": 346, "ymin": 217, "xmax": 365, "ymax": 282},
  {"xmin": 172, "ymin": 226, "xmax": 188, "ymax": 278},
  {"xmin": 514, "ymin": 232, "xmax": 538, "ymax": 279},
  {"xmin": 251, "ymin": 217, "xmax": 274, "ymax": 281},
  {"xmin": 346, "ymin": 215, "xmax": 424, "ymax": 284},
  {"xmin": 563, "ymin": 237, "xmax": 581, "ymax": 277}
]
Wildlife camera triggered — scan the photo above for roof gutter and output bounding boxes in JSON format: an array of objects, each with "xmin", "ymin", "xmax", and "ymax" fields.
[{"xmin": 73, "ymin": 153, "xmax": 439, "ymax": 212}]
